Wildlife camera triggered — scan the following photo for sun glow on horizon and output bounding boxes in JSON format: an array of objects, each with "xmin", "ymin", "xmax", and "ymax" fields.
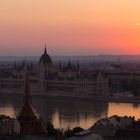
[
  {"xmin": 135, "ymin": 24, "xmax": 140, "ymax": 26},
  {"xmin": 0, "ymin": 0, "xmax": 140, "ymax": 55}
]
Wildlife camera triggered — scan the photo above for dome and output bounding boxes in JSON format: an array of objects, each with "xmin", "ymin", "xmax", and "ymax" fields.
[{"xmin": 39, "ymin": 46, "xmax": 52, "ymax": 65}]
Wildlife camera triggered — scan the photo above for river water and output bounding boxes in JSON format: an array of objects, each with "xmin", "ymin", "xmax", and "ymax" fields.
[{"xmin": 0, "ymin": 95, "xmax": 140, "ymax": 130}]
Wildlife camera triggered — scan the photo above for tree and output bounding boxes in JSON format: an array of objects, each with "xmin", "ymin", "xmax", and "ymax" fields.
[
  {"xmin": 46, "ymin": 121, "xmax": 58, "ymax": 136},
  {"xmin": 72, "ymin": 127, "xmax": 84, "ymax": 134},
  {"xmin": 64, "ymin": 129, "xmax": 73, "ymax": 138}
]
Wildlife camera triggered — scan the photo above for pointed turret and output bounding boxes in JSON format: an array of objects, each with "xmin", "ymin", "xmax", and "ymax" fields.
[
  {"xmin": 14, "ymin": 61, "xmax": 17, "ymax": 70},
  {"xmin": 77, "ymin": 60, "xmax": 80, "ymax": 70},
  {"xmin": 68, "ymin": 60, "xmax": 71, "ymax": 67},
  {"xmin": 59, "ymin": 60, "xmax": 62, "ymax": 70},
  {"xmin": 17, "ymin": 65, "xmax": 47, "ymax": 135},
  {"xmin": 24, "ymin": 72, "xmax": 31, "ymax": 103},
  {"xmin": 22, "ymin": 60, "xmax": 28, "ymax": 82},
  {"xmin": 22, "ymin": 59, "xmax": 25, "ymax": 69},
  {"xmin": 30, "ymin": 61, "xmax": 33, "ymax": 70},
  {"xmin": 44, "ymin": 43, "xmax": 47, "ymax": 54},
  {"xmin": 18, "ymin": 66, "xmax": 36, "ymax": 121}
]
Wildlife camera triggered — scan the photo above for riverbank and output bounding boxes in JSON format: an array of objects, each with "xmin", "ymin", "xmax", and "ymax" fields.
[{"xmin": 0, "ymin": 90, "xmax": 140, "ymax": 104}]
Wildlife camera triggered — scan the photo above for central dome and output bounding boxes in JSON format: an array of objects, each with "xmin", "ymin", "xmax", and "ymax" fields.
[{"xmin": 39, "ymin": 46, "xmax": 52, "ymax": 65}]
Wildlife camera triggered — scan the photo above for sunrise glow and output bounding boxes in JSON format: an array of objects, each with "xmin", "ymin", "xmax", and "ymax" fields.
[{"xmin": 0, "ymin": 0, "xmax": 140, "ymax": 55}]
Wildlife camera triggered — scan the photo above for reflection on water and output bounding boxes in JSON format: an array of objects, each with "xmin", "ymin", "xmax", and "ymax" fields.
[
  {"xmin": 0, "ymin": 106, "xmax": 15, "ymax": 118},
  {"xmin": 0, "ymin": 95, "xmax": 140, "ymax": 129},
  {"xmin": 32, "ymin": 97, "xmax": 108, "ymax": 129},
  {"xmin": 108, "ymin": 102, "xmax": 140, "ymax": 120}
]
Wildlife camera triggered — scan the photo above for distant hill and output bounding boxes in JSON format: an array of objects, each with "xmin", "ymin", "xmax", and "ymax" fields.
[{"xmin": 0, "ymin": 55, "xmax": 140, "ymax": 63}]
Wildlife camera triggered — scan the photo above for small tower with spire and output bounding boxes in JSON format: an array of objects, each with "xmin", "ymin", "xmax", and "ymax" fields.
[
  {"xmin": 17, "ymin": 66, "xmax": 47, "ymax": 135},
  {"xmin": 77, "ymin": 60, "xmax": 80, "ymax": 71},
  {"xmin": 68, "ymin": 60, "xmax": 71, "ymax": 67},
  {"xmin": 14, "ymin": 61, "xmax": 17, "ymax": 70},
  {"xmin": 44, "ymin": 43, "xmax": 47, "ymax": 54},
  {"xmin": 24, "ymin": 73, "xmax": 31, "ymax": 103},
  {"xmin": 59, "ymin": 60, "xmax": 62, "ymax": 71}
]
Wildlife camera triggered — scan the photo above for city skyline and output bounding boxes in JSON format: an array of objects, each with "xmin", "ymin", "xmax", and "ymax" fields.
[{"xmin": 1, "ymin": 0, "xmax": 140, "ymax": 56}]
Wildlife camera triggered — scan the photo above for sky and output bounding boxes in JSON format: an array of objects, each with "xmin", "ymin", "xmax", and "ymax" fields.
[{"xmin": 0, "ymin": 0, "xmax": 140, "ymax": 56}]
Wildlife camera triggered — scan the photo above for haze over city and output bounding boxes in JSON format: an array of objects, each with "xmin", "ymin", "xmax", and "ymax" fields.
[
  {"xmin": 1, "ymin": 1, "xmax": 140, "ymax": 140},
  {"xmin": 1, "ymin": 0, "xmax": 140, "ymax": 56}
]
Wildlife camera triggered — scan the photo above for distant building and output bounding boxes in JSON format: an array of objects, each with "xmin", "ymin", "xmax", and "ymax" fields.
[
  {"xmin": 0, "ymin": 115, "xmax": 14, "ymax": 135},
  {"xmin": 108, "ymin": 71, "xmax": 140, "ymax": 94},
  {"xmin": 0, "ymin": 45, "xmax": 109, "ymax": 98}
]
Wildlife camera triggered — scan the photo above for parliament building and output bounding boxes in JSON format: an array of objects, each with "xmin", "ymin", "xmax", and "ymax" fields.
[{"xmin": 0, "ymin": 45, "xmax": 109, "ymax": 97}]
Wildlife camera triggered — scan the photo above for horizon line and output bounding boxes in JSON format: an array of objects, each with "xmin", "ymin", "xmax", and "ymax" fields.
[{"xmin": 1, "ymin": 54, "xmax": 140, "ymax": 57}]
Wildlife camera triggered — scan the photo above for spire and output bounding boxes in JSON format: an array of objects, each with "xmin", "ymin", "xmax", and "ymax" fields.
[
  {"xmin": 14, "ymin": 61, "xmax": 17, "ymax": 69},
  {"xmin": 59, "ymin": 60, "xmax": 62, "ymax": 70},
  {"xmin": 22, "ymin": 59, "xmax": 25, "ymax": 68},
  {"xmin": 68, "ymin": 60, "xmax": 71, "ymax": 67},
  {"xmin": 77, "ymin": 60, "xmax": 80, "ymax": 70},
  {"xmin": 22, "ymin": 59, "xmax": 27, "ymax": 75},
  {"xmin": 22, "ymin": 57, "xmax": 27, "ymax": 69},
  {"xmin": 24, "ymin": 73, "xmax": 31, "ymax": 103},
  {"xmin": 44, "ymin": 43, "xmax": 47, "ymax": 54},
  {"xmin": 30, "ymin": 61, "xmax": 33, "ymax": 70}
]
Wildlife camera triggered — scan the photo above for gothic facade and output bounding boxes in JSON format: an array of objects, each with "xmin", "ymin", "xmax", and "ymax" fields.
[{"xmin": 0, "ymin": 45, "xmax": 109, "ymax": 97}]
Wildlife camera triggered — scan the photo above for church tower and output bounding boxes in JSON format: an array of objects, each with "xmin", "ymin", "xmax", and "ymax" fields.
[{"xmin": 17, "ymin": 66, "xmax": 47, "ymax": 135}]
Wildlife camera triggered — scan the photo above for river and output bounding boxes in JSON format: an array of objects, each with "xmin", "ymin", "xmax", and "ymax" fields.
[{"xmin": 0, "ymin": 95, "xmax": 140, "ymax": 130}]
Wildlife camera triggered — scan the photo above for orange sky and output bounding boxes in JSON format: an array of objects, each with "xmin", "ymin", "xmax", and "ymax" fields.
[{"xmin": 0, "ymin": 0, "xmax": 140, "ymax": 55}]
